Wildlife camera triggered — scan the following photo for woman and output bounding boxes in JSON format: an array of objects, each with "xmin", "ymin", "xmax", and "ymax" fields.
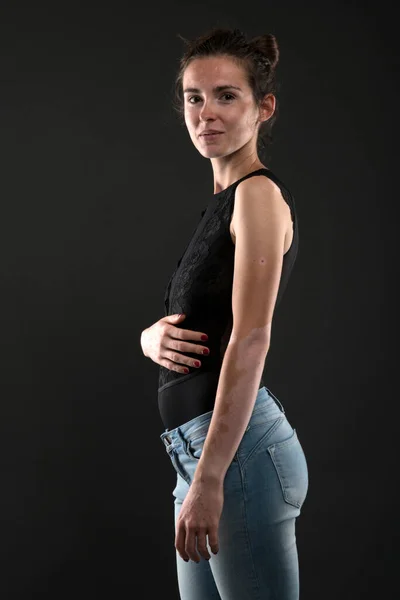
[{"xmin": 141, "ymin": 27, "xmax": 309, "ymax": 600}]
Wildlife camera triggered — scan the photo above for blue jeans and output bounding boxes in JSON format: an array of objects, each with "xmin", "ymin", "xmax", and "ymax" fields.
[{"xmin": 160, "ymin": 386, "xmax": 309, "ymax": 600}]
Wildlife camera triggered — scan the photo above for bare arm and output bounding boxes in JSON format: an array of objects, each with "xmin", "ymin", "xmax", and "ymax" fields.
[
  {"xmin": 193, "ymin": 175, "xmax": 289, "ymax": 484},
  {"xmin": 194, "ymin": 338, "xmax": 269, "ymax": 483}
]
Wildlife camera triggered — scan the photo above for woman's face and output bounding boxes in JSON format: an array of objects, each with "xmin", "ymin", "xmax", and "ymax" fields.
[{"xmin": 182, "ymin": 55, "xmax": 269, "ymax": 159}]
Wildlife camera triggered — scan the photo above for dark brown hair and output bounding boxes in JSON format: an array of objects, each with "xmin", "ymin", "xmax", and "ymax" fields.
[{"xmin": 173, "ymin": 27, "xmax": 280, "ymax": 155}]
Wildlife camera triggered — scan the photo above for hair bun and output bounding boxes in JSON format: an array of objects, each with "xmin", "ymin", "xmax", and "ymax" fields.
[{"xmin": 250, "ymin": 34, "xmax": 279, "ymax": 70}]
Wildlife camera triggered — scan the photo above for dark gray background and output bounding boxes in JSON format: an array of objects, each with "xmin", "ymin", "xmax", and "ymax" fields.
[{"xmin": 0, "ymin": 1, "xmax": 397, "ymax": 598}]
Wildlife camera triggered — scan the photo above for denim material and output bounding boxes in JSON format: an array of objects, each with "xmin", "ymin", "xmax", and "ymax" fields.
[{"xmin": 160, "ymin": 386, "xmax": 309, "ymax": 600}]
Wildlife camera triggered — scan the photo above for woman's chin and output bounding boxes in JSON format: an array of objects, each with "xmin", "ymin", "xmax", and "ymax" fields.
[{"xmin": 198, "ymin": 148, "xmax": 225, "ymax": 159}]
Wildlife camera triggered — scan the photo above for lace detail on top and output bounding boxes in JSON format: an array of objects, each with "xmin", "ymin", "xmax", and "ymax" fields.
[{"xmin": 158, "ymin": 168, "xmax": 299, "ymax": 391}]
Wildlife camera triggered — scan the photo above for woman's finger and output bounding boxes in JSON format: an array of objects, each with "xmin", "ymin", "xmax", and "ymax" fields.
[
  {"xmin": 175, "ymin": 523, "xmax": 189, "ymax": 562},
  {"xmin": 196, "ymin": 529, "xmax": 211, "ymax": 561},
  {"xmin": 184, "ymin": 526, "xmax": 200, "ymax": 563},
  {"xmin": 207, "ymin": 527, "xmax": 219, "ymax": 555}
]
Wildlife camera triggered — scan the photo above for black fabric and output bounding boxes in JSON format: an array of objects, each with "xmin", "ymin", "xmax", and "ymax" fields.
[{"xmin": 158, "ymin": 168, "xmax": 299, "ymax": 430}]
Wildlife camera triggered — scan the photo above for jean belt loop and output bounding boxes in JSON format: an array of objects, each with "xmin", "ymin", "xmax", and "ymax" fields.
[
  {"xmin": 266, "ymin": 387, "xmax": 285, "ymax": 414},
  {"xmin": 176, "ymin": 427, "xmax": 186, "ymax": 445}
]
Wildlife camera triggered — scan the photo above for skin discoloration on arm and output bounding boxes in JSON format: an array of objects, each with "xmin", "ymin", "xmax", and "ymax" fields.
[
  {"xmin": 193, "ymin": 176, "xmax": 288, "ymax": 483},
  {"xmin": 194, "ymin": 337, "xmax": 269, "ymax": 483}
]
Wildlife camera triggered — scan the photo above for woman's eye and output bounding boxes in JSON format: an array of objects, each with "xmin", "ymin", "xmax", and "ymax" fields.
[{"xmin": 188, "ymin": 93, "xmax": 235, "ymax": 104}]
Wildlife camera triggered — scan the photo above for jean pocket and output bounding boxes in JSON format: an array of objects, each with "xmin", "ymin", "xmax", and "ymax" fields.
[
  {"xmin": 267, "ymin": 428, "xmax": 309, "ymax": 509},
  {"xmin": 185, "ymin": 431, "xmax": 240, "ymax": 463},
  {"xmin": 185, "ymin": 434, "xmax": 206, "ymax": 461}
]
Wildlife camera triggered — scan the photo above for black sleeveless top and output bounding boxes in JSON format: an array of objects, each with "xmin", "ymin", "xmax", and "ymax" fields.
[{"xmin": 158, "ymin": 168, "xmax": 299, "ymax": 430}]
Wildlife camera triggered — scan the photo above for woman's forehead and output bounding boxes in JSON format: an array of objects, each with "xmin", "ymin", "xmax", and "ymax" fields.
[{"xmin": 183, "ymin": 57, "xmax": 245, "ymax": 87}]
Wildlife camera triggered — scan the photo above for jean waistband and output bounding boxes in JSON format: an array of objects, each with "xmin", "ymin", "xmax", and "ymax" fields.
[{"xmin": 160, "ymin": 385, "xmax": 285, "ymax": 448}]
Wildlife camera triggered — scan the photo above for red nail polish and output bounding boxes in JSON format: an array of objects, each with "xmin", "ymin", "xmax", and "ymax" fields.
[{"xmin": 201, "ymin": 334, "xmax": 208, "ymax": 341}]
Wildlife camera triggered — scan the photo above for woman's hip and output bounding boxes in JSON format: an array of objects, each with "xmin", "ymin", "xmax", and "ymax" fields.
[{"xmin": 160, "ymin": 386, "xmax": 308, "ymax": 508}]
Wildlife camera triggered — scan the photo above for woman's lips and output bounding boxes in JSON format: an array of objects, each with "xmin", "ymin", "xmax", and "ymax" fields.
[{"xmin": 201, "ymin": 132, "xmax": 224, "ymax": 141}]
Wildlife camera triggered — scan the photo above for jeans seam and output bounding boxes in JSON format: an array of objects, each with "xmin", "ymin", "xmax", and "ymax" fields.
[
  {"xmin": 245, "ymin": 414, "xmax": 284, "ymax": 431},
  {"xmin": 239, "ymin": 462, "xmax": 261, "ymax": 599},
  {"xmin": 238, "ymin": 416, "xmax": 285, "ymax": 472}
]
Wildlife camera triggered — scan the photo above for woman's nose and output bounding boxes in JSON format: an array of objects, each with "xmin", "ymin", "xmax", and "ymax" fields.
[{"xmin": 199, "ymin": 103, "xmax": 217, "ymax": 120}]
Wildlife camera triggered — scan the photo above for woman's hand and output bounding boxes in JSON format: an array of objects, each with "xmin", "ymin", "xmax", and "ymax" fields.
[
  {"xmin": 140, "ymin": 313, "xmax": 210, "ymax": 373},
  {"xmin": 175, "ymin": 478, "xmax": 223, "ymax": 563}
]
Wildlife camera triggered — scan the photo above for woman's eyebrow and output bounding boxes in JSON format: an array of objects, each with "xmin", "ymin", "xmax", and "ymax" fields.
[{"xmin": 183, "ymin": 85, "xmax": 242, "ymax": 94}]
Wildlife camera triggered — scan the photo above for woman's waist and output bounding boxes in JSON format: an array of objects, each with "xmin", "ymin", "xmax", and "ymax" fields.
[
  {"xmin": 158, "ymin": 369, "xmax": 221, "ymax": 431},
  {"xmin": 159, "ymin": 378, "xmax": 272, "ymax": 444},
  {"xmin": 158, "ymin": 361, "xmax": 221, "ymax": 393}
]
